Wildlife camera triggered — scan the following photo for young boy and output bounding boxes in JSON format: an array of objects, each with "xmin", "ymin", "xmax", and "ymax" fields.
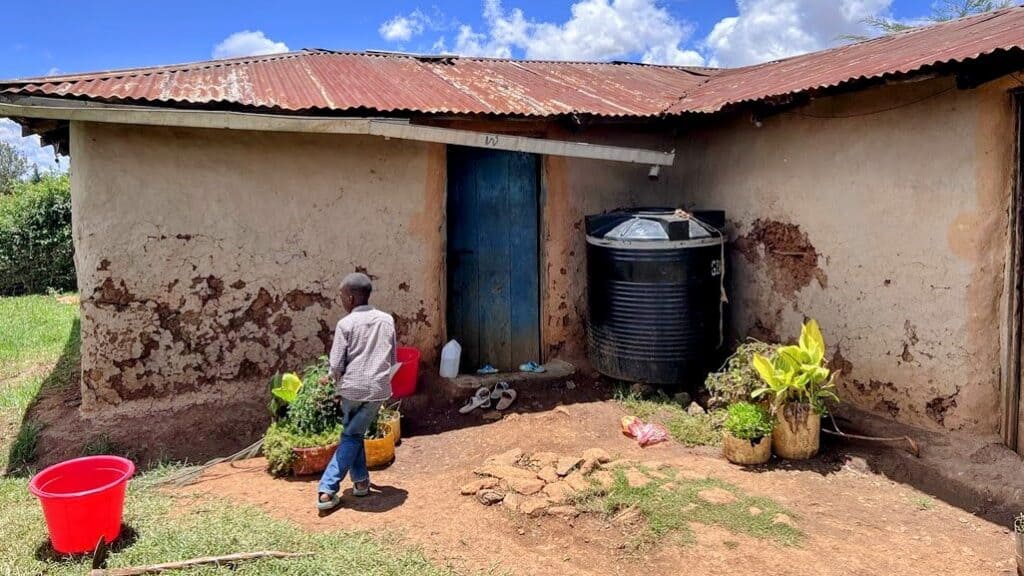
[{"xmin": 317, "ymin": 272, "xmax": 396, "ymax": 512}]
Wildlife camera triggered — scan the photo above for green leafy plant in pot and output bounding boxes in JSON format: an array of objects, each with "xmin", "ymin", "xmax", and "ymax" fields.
[
  {"xmin": 752, "ymin": 319, "xmax": 840, "ymax": 460},
  {"xmin": 722, "ymin": 402, "xmax": 774, "ymax": 465},
  {"xmin": 263, "ymin": 357, "xmax": 343, "ymax": 476}
]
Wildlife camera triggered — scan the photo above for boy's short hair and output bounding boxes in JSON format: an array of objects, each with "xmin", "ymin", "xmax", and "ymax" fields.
[{"xmin": 340, "ymin": 273, "xmax": 373, "ymax": 299}]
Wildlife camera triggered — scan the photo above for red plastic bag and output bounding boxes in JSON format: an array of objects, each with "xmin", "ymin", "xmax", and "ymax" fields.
[{"xmin": 621, "ymin": 416, "xmax": 669, "ymax": 447}]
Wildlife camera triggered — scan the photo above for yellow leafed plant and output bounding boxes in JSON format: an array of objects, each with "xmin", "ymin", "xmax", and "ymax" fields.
[{"xmin": 751, "ymin": 319, "xmax": 840, "ymax": 414}]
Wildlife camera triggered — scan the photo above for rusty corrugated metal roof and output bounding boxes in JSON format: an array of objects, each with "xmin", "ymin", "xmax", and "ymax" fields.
[
  {"xmin": 0, "ymin": 50, "xmax": 714, "ymax": 118},
  {"xmin": 2, "ymin": 6, "xmax": 1023, "ymax": 119},
  {"xmin": 668, "ymin": 6, "xmax": 1024, "ymax": 114}
]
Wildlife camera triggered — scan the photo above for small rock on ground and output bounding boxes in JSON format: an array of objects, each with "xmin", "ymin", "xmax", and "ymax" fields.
[
  {"xmin": 582, "ymin": 448, "xmax": 612, "ymax": 464},
  {"xmin": 749, "ymin": 506, "xmax": 763, "ymax": 516},
  {"xmin": 556, "ymin": 457, "xmax": 585, "ymax": 477},
  {"xmin": 519, "ymin": 497, "xmax": 550, "ymax": 517},
  {"xmin": 565, "ymin": 471, "xmax": 592, "ymax": 492},
  {"xmin": 686, "ymin": 402, "xmax": 707, "ymax": 416},
  {"xmin": 531, "ymin": 451, "xmax": 561, "ymax": 468},
  {"xmin": 477, "ymin": 489, "xmax": 505, "ymax": 505},
  {"xmin": 537, "ymin": 466, "xmax": 560, "ymax": 483},
  {"xmin": 772, "ymin": 513, "xmax": 795, "ymax": 527},
  {"xmin": 697, "ymin": 487, "xmax": 737, "ymax": 505},
  {"xmin": 505, "ymin": 476, "xmax": 546, "ymax": 496},
  {"xmin": 461, "ymin": 477, "xmax": 499, "ymax": 495},
  {"xmin": 543, "ymin": 481, "xmax": 576, "ymax": 503},
  {"xmin": 475, "ymin": 464, "xmax": 538, "ymax": 481},
  {"xmin": 502, "ymin": 492, "xmax": 523, "ymax": 513},
  {"xmin": 673, "ymin": 392, "xmax": 692, "ymax": 407},
  {"xmin": 485, "ymin": 448, "xmax": 525, "ymax": 467},
  {"xmin": 548, "ymin": 505, "xmax": 580, "ymax": 519}
]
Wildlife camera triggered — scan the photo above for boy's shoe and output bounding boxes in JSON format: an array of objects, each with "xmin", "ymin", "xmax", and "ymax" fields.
[
  {"xmin": 353, "ymin": 480, "xmax": 370, "ymax": 497},
  {"xmin": 316, "ymin": 492, "xmax": 341, "ymax": 511}
]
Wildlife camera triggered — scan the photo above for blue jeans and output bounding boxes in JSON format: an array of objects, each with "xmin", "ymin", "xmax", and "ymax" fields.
[{"xmin": 317, "ymin": 399, "xmax": 382, "ymax": 495}]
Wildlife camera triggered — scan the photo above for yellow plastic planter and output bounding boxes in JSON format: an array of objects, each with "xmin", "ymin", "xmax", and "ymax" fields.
[{"xmin": 364, "ymin": 423, "xmax": 396, "ymax": 469}]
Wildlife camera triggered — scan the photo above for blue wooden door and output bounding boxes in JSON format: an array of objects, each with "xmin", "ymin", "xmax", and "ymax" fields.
[{"xmin": 447, "ymin": 146, "xmax": 540, "ymax": 372}]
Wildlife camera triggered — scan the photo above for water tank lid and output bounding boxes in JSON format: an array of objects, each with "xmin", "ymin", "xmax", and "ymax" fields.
[
  {"xmin": 604, "ymin": 218, "xmax": 670, "ymax": 240},
  {"xmin": 587, "ymin": 209, "xmax": 723, "ymax": 242}
]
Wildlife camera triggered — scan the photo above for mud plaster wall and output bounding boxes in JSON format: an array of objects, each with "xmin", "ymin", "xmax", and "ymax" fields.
[
  {"xmin": 667, "ymin": 77, "xmax": 1018, "ymax": 435},
  {"xmin": 70, "ymin": 122, "xmax": 445, "ymax": 417}
]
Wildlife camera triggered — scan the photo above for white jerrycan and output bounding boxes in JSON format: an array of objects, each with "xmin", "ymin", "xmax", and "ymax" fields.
[{"xmin": 439, "ymin": 340, "xmax": 462, "ymax": 378}]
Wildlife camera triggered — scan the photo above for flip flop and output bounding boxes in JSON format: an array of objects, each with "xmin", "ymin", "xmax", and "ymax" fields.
[
  {"xmin": 353, "ymin": 481, "xmax": 370, "ymax": 497},
  {"xmin": 495, "ymin": 388, "xmax": 517, "ymax": 411},
  {"xmin": 490, "ymin": 381, "xmax": 512, "ymax": 400},
  {"xmin": 459, "ymin": 387, "xmax": 492, "ymax": 414},
  {"xmin": 518, "ymin": 361, "xmax": 546, "ymax": 373},
  {"xmin": 316, "ymin": 492, "xmax": 341, "ymax": 511},
  {"xmin": 476, "ymin": 364, "xmax": 499, "ymax": 375}
]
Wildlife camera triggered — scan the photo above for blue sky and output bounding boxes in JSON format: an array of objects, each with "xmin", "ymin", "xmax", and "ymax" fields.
[{"xmin": 0, "ymin": 0, "xmax": 951, "ymax": 168}]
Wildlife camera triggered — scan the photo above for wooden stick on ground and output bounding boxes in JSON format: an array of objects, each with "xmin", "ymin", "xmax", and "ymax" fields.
[
  {"xmin": 824, "ymin": 414, "xmax": 921, "ymax": 457},
  {"xmin": 88, "ymin": 551, "xmax": 312, "ymax": 576}
]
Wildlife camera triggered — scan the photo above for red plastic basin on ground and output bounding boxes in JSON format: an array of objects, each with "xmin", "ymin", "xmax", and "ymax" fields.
[
  {"xmin": 29, "ymin": 455, "xmax": 135, "ymax": 554},
  {"xmin": 393, "ymin": 347, "xmax": 421, "ymax": 398}
]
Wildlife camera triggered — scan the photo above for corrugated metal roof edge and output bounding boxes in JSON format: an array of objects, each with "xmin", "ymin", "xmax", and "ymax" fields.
[
  {"xmin": 0, "ymin": 48, "xmax": 718, "ymax": 87},
  {"xmin": 0, "ymin": 89, "xmax": 681, "ymax": 120},
  {"xmin": 672, "ymin": 44, "xmax": 1024, "ymax": 115}
]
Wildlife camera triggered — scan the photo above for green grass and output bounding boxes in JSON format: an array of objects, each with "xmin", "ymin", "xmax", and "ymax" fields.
[
  {"xmin": 575, "ymin": 465, "xmax": 802, "ymax": 548},
  {"xmin": 0, "ymin": 294, "xmax": 79, "ymax": 380},
  {"xmin": 0, "ymin": 472, "xmax": 466, "ymax": 576},
  {"xmin": 616, "ymin": 388, "xmax": 725, "ymax": 447},
  {"xmin": 0, "ymin": 294, "xmax": 81, "ymax": 473},
  {"xmin": 910, "ymin": 496, "xmax": 934, "ymax": 511}
]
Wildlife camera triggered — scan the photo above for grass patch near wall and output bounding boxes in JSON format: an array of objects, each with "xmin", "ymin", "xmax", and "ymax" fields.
[{"xmin": 615, "ymin": 389, "xmax": 725, "ymax": 447}]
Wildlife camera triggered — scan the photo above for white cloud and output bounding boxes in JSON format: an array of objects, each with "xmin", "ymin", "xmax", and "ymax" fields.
[
  {"xmin": 379, "ymin": 11, "xmax": 428, "ymax": 42},
  {"xmin": 704, "ymin": 0, "xmax": 893, "ymax": 67},
  {"xmin": 400, "ymin": 0, "xmax": 704, "ymax": 65},
  {"xmin": 212, "ymin": 30, "xmax": 289, "ymax": 60},
  {"xmin": 0, "ymin": 119, "xmax": 65, "ymax": 172}
]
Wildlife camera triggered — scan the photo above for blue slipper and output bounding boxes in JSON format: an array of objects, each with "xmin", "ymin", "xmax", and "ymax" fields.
[
  {"xmin": 316, "ymin": 492, "xmax": 341, "ymax": 511},
  {"xmin": 476, "ymin": 364, "xmax": 499, "ymax": 375},
  {"xmin": 519, "ymin": 361, "xmax": 545, "ymax": 373}
]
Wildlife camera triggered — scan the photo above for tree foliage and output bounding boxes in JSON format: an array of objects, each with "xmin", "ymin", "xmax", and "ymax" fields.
[
  {"xmin": 849, "ymin": 0, "xmax": 1015, "ymax": 41},
  {"xmin": 0, "ymin": 141, "xmax": 29, "ymax": 195},
  {"xmin": 0, "ymin": 173, "xmax": 75, "ymax": 295}
]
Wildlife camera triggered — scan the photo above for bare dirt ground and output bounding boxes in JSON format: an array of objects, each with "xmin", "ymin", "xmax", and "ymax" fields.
[{"xmin": 179, "ymin": 399, "xmax": 1015, "ymax": 576}]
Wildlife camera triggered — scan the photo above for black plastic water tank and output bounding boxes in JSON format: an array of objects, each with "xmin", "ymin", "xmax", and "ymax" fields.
[{"xmin": 586, "ymin": 209, "xmax": 726, "ymax": 388}]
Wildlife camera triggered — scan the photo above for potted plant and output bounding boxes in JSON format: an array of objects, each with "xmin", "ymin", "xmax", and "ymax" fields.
[
  {"xmin": 262, "ymin": 356, "xmax": 343, "ymax": 476},
  {"xmin": 722, "ymin": 402, "xmax": 774, "ymax": 465},
  {"xmin": 752, "ymin": 319, "xmax": 839, "ymax": 460},
  {"xmin": 705, "ymin": 340, "xmax": 777, "ymax": 408},
  {"xmin": 364, "ymin": 416, "xmax": 396, "ymax": 469},
  {"xmin": 378, "ymin": 402, "xmax": 402, "ymax": 444}
]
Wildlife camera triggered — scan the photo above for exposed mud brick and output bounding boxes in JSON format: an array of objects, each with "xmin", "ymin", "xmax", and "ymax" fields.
[
  {"xmin": 556, "ymin": 456, "xmax": 584, "ymax": 477},
  {"xmin": 582, "ymin": 448, "xmax": 611, "ymax": 464},
  {"xmin": 542, "ymin": 481, "xmax": 576, "ymax": 503},
  {"xmin": 926, "ymin": 389, "xmax": 960, "ymax": 426},
  {"xmin": 698, "ymin": 487, "xmax": 738, "ymax": 505},
  {"xmin": 461, "ymin": 477, "xmax": 499, "ymax": 495},
  {"xmin": 734, "ymin": 219, "xmax": 826, "ymax": 296}
]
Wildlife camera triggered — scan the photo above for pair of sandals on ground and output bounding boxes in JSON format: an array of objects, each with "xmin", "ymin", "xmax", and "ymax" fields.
[
  {"xmin": 317, "ymin": 479, "xmax": 369, "ymax": 512},
  {"xmin": 460, "ymin": 381, "xmax": 518, "ymax": 413}
]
